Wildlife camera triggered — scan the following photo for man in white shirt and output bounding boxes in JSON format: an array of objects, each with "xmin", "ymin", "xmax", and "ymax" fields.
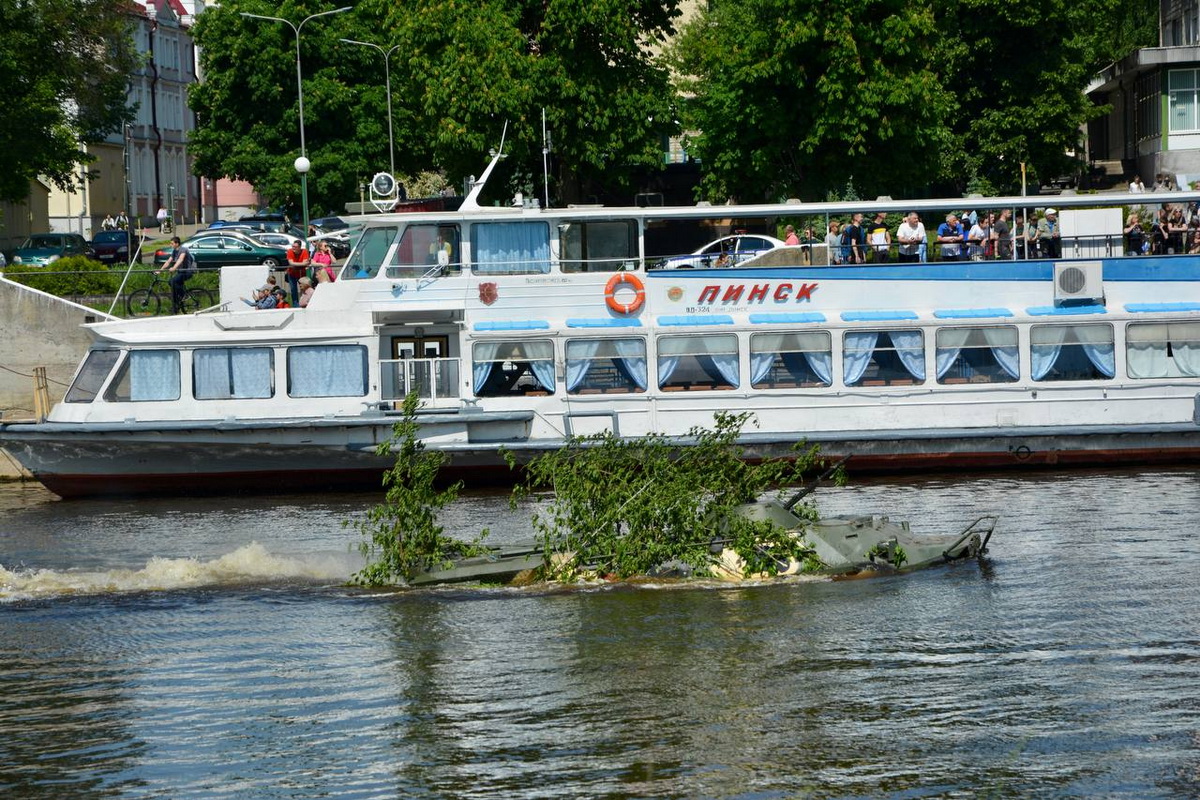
[{"xmin": 895, "ymin": 212, "xmax": 926, "ymax": 262}]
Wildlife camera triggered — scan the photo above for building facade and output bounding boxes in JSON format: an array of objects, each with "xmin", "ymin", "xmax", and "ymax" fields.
[{"xmin": 1088, "ymin": 1, "xmax": 1200, "ymax": 188}]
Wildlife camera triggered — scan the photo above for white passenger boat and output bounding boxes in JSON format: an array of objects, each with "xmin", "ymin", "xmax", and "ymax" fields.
[{"xmin": 2, "ymin": 151, "xmax": 1200, "ymax": 497}]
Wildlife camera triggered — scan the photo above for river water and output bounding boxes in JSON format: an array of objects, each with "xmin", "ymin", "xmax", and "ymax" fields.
[{"xmin": 1, "ymin": 468, "xmax": 1199, "ymax": 799}]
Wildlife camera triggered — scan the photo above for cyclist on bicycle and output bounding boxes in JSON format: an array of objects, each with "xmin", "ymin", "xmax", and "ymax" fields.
[{"xmin": 156, "ymin": 236, "xmax": 196, "ymax": 314}]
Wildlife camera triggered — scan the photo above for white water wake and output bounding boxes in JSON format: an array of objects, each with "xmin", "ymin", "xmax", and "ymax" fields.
[{"xmin": 0, "ymin": 542, "xmax": 359, "ymax": 601}]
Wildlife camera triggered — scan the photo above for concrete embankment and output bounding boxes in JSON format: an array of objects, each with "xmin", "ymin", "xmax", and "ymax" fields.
[{"xmin": 0, "ymin": 276, "xmax": 109, "ymax": 481}]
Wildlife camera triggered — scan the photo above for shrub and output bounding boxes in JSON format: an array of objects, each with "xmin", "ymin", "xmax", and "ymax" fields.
[{"xmin": 5, "ymin": 256, "xmax": 119, "ymax": 296}]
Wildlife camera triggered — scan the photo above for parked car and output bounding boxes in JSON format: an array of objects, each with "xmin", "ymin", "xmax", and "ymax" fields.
[
  {"xmin": 151, "ymin": 231, "xmax": 288, "ymax": 270},
  {"xmin": 91, "ymin": 230, "xmax": 140, "ymax": 265},
  {"xmin": 310, "ymin": 217, "xmax": 352, "ymax": 258},
  {"xmin": 309, "ymin": 216, "xmax": 348, "ymax": 232},
  {"xmin": 655, "ymin": 234, "xmax": 786, "ymax": 269},
  {"xmin": 11, "ymin": 233, "xmax": 94, "ymax": 266}
]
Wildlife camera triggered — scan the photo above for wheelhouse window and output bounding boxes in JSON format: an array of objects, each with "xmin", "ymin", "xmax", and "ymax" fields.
[
  {"xmin": 559, "ymin": 220, "xmax": 637, "ymax": 273},
  {"xmin": 64, "ymin": 350, "xmax": 121, "ymax": 403},
  {"xmin": 750, "ymin": 332, "xmax": 832, "ymax": 388},
  {"xmin": 342, "ymin": 225, "xmax": 397, "ymax": 280},
  {"xmin": 472, "ymin": 339, "xmax": 555, "ymax": 396},
  {"xmin": 657, "ymin": 334, "xmax": 739, "ymax": 391},
  {"xmin": 385, "ymin": 224, "xmax": 461, "ymax": 278},
  {"xmin": 843, "ymin": 330, "xmax": 925, "ymax": 386},
  {"xmin": 1031, "ymin": 323, "xmax": 1115, "ymax": 381},
  {"xmin": 194, "ymin": 347, "xmax": 274, "ymax": 400},
  {"xmin": 1126, "ymin": 322, "xmax": 1200, "ymax": 378},
  {"xmin": 472, "ymin": 222, "xmax": 551, "ymax": 274},
  {"xmin": 566, "ymin": 338, "xmax": 648, "ymax": 394},
  {"xmin": 935, "ymin": 326, "xmax": 1019, "ymax": 384},
  {"xmin": 287, "ymin": 345, "xmax": 368, "ymax": 397},
  {"xmin": 104, "ymin": 350, "xmax": 181, "ymax": 402}
]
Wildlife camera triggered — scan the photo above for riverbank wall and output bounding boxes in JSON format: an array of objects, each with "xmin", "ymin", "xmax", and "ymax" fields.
[{"xmin": 0, "ymin": 276, "xmax": 112, "ymax": 480}]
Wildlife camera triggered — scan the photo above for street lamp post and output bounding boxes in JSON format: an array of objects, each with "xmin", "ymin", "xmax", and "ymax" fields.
[
  {"xmin": 339, "ymin": 38, "xmax": 400, "ymax": 177},
  {"xmin": 240, "ymin": 6, "xmax": 351, "ymax": 240}
]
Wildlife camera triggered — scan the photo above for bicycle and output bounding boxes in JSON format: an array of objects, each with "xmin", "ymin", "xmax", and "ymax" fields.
[{"xmin": 125, "ymin": 273, "xmax": 217, "ymax": 317}]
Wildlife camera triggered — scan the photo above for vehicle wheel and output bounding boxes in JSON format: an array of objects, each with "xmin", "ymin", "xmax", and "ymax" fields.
[
  {"xmin": 262, "ymin": 258, "xmax": 279, "ymax": 268},
  {"xmin": 126, "ymin": 289, "xmax": 161, "ymax": 318},
  {"xmin": 184, "ymin": 288, "xmax": 216, "ymax": 312}
]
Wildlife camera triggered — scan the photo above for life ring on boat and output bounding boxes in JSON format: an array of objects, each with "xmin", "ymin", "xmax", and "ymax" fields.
[{"xmin": 604, "ymin": 272, "xmax": 645, "ymax": 315}]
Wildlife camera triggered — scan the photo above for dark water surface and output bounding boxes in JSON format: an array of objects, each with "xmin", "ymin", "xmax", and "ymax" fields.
[{"xmin": 1, "ymin": 469, "xmax": 1199, "ymax": 799}]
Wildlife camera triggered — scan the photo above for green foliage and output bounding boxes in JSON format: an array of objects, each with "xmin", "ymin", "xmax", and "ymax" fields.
[
  {"xmin": 190, "ymin": 0, "xmax": 683, "ymax": 212},
  {"xmin": 670, "ymin": 0, "xmax": 948, "ymax": 202},
  {"xmin": 5, "ymin": 257, "xmax": 119, "ymax": 296},
  {"xmin": 353, "ymin": 392, "xmax": 487, "ymax": 586},
  {"xmin": 0, "ymin": 0, "xmax": 137, "ymax": 202},
  {"xmin": 513, "ymin": 411, "xmax": 827, "ymax": 581}
]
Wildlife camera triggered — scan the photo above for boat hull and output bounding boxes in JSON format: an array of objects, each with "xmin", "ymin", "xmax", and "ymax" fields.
[{"xmin": 4, "ymin": 418, "xmax": 1200, "ymax": 498}]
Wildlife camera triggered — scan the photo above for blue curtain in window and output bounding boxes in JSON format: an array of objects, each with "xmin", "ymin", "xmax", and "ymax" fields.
[
  {"xmin": 472, "ymin": 342, "xmax": 500, "ymax": 394},
  {"xmin": 231, "ymin": 349, "xmax": 272, "ymax": 398},
  {"xmin": 528, "ymin": 359, "xmax": 555, "ymax": 391},
  {"xmin": 1031, "ymin": 327, "xmax": 1067, "ymax": 380},
  {"xmin": 566, "ymin": 340, "xmax": 600, "ymax": 392},
  {"xmin": 843, "ymin": 332, "xmax": 878, "ymax": 385},
  {"xmin": 657, "ymin": 355, "xmax": 681, "ymax": 387},
  {"xmin": 130, "ymin": 350, "xmax": 180, "ymax": 401},
  {"xmin": 935, "ymin": 329, "xmax": 970, "ymax": 380},
  {"xmin": 697, "ymin": 354, "xmax": 739, "ymax": 387},
  {"xmin": 751, "ymin": 352, "xmax": 775, "ymax": 385},
  {"xmin": 801, "ymin": 350, "xmax": 832, "ymax": 384},
  {"xmin": 194, "ymin": 349, "xmax": 231, "ymax": 399},
  {"xmin": 1080, "ymin": 341, "xmax": 1116, "ymax": 378},
  {"xmin": 888, "ymin": 331, "xmax": 925, "ymax": 380},
  {"xmin": 613, "ymin": 339, "xmax": 648, "ymax": 391},
  {"xmin": 289, "ymin": 346, "xmax": 367, "ymax": 397},
  {"xmin": 474, "ymin": 223, "xmax": 550, "ymax": 274},
  {"xmin": 983, "ymin": 328, "xmax": 1020, "ymax": 379}
]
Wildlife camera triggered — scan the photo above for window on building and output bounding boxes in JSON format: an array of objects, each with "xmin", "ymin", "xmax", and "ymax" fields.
[
  {"xmin": 657, "ymin": 334, "xmax": 739, "ymax": 391},
  {"xmin": 935, "ymin": 326, "xmax": 1019, "ymax": 384},
  {"xmin": 194, "ymin": 348, "xmax": 274, "ymax": 399},
  {"xmin": 750, "ymin": 332, "xmax": 832, "ymax": 388},
  {"xmin": 1169, "ymin": 69, "xmax": 1200, "ymax": 133},
  {"xmin": 559, "ymin": 220, "xmax": 637, "ymax": 273},
  {"xmin": 565, "ymin": 338, "xmax": 647, "ymax": 394},
  {"xmin": 1031, "ymin": 324, "xmax": 1114, "ymax": 381},
  {"xmin": 287, "ymin": 345, "xmax": 369, "ymax": 397},
  {"xmin": 1126, "ymin": 322, "xmax": 1200, "ymax": 378},
  {"xmin": 472, "ymin": 340, "xmax": 555, "ymax": 396},
  {"xmin": 472, "ymin": 222, "xmax": 551, "ymax": 274},
  {"xmin": 843, "ymin": 330, "xmax": 925, "ymax": 386},
  {"xmin": 104, "ymin": 350, "xmax": 181, "ymax": 402}
]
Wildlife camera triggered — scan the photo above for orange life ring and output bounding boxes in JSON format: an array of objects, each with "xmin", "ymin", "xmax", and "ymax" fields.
[{"xmin": 604, "ymin": 272, "xmax": 645, "ymax": 315}]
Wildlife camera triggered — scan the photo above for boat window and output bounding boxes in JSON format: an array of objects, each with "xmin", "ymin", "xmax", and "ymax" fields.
[
  {"xmin": 750, "ymin": 332, "xmax": 832, "ymax": 388},
  {"xmin": 286, "ymin": 345, "xmax": 369, "ymax": 397},
  {"xmin": 565, "ymin": 338, "xmax": 648, "ymax": 394},
  {"xmin": 560, "ymin": 220, "xmax": 638, "ymax": 273},
  {"xmin": 1031, "ymin": 323, "xmax": 1114, "ymax": 381},
  {"xmin": 471, "ymin": 222, "xmax": 551, "ymax": 274},
  {"xmin": 843, "ymin": 330, "xmax": 925, "ymax": 387},
  {"xmin": 472, "ymin": 339, "xmax": 555, "ymax": 396},
  {"xmin": 657, "ymin": 333, "xmax": 739, "ymax": 391},
  {"xmin": 935, "ymin": 326, "xmax": 1019, "ymax": 384},
  {"xmin": 341, "ymin": 226, "xmax": 397, "ymax": 280},
  {"xmin": 104, "ymin": 350, "xmax": 181, "ymax": 402},
  {"xmin": 193, "ymin": 347, "xmax": 274, "ymax": 400},
  {"xmin": 64, "ymin": 349, "xmax": 121, "ymax": 403},
  {"xmin": 1126, "ymin": 321, "xmax": 1200, "ymax": 378},
  {"xmin": 386, "ymin": 224, "xmax": 461, "ymax": 279}
]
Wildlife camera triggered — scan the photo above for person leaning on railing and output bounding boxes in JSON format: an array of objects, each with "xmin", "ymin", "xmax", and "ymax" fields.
[{"xmin": 1125, "ymin": 212, "xmax": 1147, "ymax": 256}]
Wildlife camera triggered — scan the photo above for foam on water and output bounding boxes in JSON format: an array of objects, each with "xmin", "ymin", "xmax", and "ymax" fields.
[{"xmin": 0, "ymin": 541, "xmax": 358, "ymax": 600}]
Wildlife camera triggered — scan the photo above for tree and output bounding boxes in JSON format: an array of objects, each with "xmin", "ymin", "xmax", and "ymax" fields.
[
  {"xmin": 669, "ymin": 0, "xmax": 948, "ymax": 203},
  {"xmin": 0, "ymin": 0, "xmax": 137, "ymax": 203},
  {"xmin": 189, "ymin": 0, "xmax": 684, "ymax": 212}
]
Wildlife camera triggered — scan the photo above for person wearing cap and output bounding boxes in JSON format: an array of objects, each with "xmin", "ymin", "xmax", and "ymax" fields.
[
  {"xmin": 155, "ymin": 235, "xmax": 196, "ymax": 314},
  {"xmin": 240, "ymin": 287, "xmax": 278, "ymax": 310},
  {"xmin": 1037, "ymin": 208, "xmax": 1061, "ymax": 258}
]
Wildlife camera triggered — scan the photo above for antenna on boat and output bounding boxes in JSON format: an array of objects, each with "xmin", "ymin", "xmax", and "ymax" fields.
[
  {"xmin": 460, "ymin": 122, "xmax": 508, "ymax": 212},
  {"xmin": 542, "ymin": 108, "xmax": 551, "ymax": 209}
]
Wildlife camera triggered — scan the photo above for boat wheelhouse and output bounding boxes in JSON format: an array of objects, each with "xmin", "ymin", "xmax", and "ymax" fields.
[{"xmin": 3, "ymin": 167, "xmax": 1200, "ymax": 497}]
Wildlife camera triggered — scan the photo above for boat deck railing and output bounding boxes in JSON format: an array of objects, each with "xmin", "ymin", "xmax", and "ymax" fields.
[{"xmin": 379, "ymin": 357, "xmax": 461, "ymax": 405}]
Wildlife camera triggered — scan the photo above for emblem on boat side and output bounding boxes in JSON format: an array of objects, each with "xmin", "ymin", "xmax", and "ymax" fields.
[
  {"xmin": 667, "ymin": 286, "xmax": 684, "ymax": 302},
  {"xmin": 479, "ymin": 282, "xmax": 499, "ymax": 305}
]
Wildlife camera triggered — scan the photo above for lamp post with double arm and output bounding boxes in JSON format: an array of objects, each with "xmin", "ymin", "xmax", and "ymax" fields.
[
  {"xmin": 240, "ymin": 6, "xmax": 352, "ymax": 242},
  {"xmin": 339, "ymin": 38, "xmax": 400, "ymax": 178}
]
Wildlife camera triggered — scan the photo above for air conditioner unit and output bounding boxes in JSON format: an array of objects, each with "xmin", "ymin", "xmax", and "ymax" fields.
[{"xmin": 1054, "ymin": 261, "xmax": 1104, "ymax": 306}]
